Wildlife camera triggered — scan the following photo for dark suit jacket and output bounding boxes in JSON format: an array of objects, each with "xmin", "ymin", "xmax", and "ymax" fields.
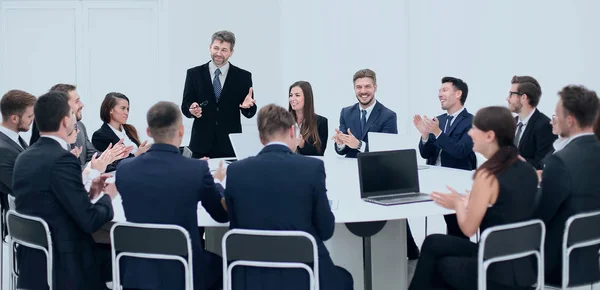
[
  {"xmin": 335, "ymin": 101, "xmax": 397, "ymax": 158},
  {"xmin": 116, "ymin": 144, "xmax": 229, "ymax": 290},
  {"xmin": 225, "ymin": 144, "xmax": 352, "ymax": 290},
  {"xmin": 12, "ymin": 137, "xmax": 114, "ymax": 290},
  {"xmin": 31, "ymin": 121, "xmax": 100, "ymax": 168},
  {"xmin": 535, "ymin": 135, "xmax": 600, "ymax": 285},
  {"xmin": 516, "ymin": 109, "xmax": 556, "ymax": 170},
  {"xmin": 181, "ymin": 62, "xmax": 257, "ymax": 157},
  {"xmin": 0, "ymin": 131, "xmax": 26, "ymax": 238},
  {"xmin": 297, "ymin": 114, "xmax": 328, "ymax": 156},
  {"xmin": 418, "ymin": 109, "xmax": 477, "ymax": 170},
  {"xmin": 92, "ymin": 122, "xmax": 138, "ymax": 169}
]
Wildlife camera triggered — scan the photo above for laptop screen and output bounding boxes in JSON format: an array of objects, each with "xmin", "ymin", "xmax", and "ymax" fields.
[{"xmin": 357, "ymin": 149, "xmax": 420, "ymax": 198}]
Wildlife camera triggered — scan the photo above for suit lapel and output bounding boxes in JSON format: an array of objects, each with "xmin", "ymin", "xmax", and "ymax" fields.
[
  {"xmin": 349, "ymin": 104, "xmax": 362, "ymax": 137},
  {"xmin": 361, "ymin": 103, "xmax": 382, "ymax": 140},
  {"xmin": 446, "ymin": 110, "xmax": 467, "ymax": 136},
  {"xmin": 0, "ymin": 131, "xmax": 24, "ymax": 153},
  {"xmin": 518, "ymin": 109, "xmax": 539, "ymax": 150}
]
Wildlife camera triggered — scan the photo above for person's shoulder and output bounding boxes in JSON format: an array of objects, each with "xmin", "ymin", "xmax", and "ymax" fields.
[
  {"xmin": 187, "ymin": 62, "xmax": 209, "ymax": 74},
  {"xmin": 229, "ymin": 63, "xmax": 251, "ymax": 75},
  {"xmin": 376, "ymin": 102, "xmax": 396, "ymax": 115},
  {"xmin": 316, "ymin": 114, "xmax": 328, "ymax": 123},
  {"xmin": 340, "ymin": 103, "xmax": 358, "ymax": 114}
]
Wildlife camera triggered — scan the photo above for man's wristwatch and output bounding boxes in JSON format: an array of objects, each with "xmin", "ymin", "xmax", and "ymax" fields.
[{"xmin": 357, "ymin": 140, "xmax": 363, "ymax": 150}]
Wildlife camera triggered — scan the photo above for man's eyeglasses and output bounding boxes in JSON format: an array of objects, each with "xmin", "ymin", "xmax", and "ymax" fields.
[{"xmin": 508, "ymin": 91, "xmax": 524, "ymax": 97}]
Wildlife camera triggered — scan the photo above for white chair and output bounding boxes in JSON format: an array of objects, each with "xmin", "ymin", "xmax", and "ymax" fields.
[
  {"xmin": 478, "ymin": 219, "xmax": 545, "ymax": 290},
  {"xmin": 222, "ymin": 229, "xmax": 319, "ymax": 290},
  {"xmin": 6, "ymin": 209, "xmax": 53, "ymax": 290},
  {"xmin": 110, "ymin": 222, "xmax": 194, "ymax": 290}
]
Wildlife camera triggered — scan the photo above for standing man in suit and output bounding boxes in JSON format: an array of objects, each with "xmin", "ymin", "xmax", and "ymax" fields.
[
  {"xmin": 116, "ymin": 101, "xmax": 228, "ymax": 290},
  {"xmin": 333, "ymin": 68, "xmax": 398, "ymax": 158},
  {"xmin": 535, "ymin": 85, "xmax": 600, "ymax": 286},
  {"xmin": 414, "ymin": 76, "xmax": 476, "ymax": 239},
  {"xmin": 13, "ymin": 91, "xmax": 116, "ymax": 290},
  {"xmin": 506, "ymin": 75, "xmax": 556, "ymax": 169},
  {"xmin": 0, "ymin": 89, "xmax": 36, "ymax": 239},
  {"xmin": 30, "ymin": 84, "xmax": 131, "ymax": 169},
  {"xmin": 182, "ymin": 30, "xmax": 257, "ymax": 159},
  {"xmin": 225, "ymin": 104, "xmax": 353, "ymax": 290}
]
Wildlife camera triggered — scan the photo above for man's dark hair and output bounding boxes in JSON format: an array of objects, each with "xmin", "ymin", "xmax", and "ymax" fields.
[
  {"xmin": 442, "ymin": 76, "xmax": 469, "ymax": 105},
  {"xmin": 147, "ymin": 101, "xmax": 181, "ymax": 142},
  {"xmin": 511, "ymin": 76, "xmax": 542, "ymax": 107},
  {"xmin": 34, "ymin": 91, "xmax": 71, "ymax": 132},
  {"xmin": 558, "ymin": 85, "xmax": 599, "ymax": 128},
  {"xmin": 1, "ymin": 90, "xmax": 36, "ymax": 121},
  {"xmin": 257, "ymin": 104, "xmax": 295, "ymax": 142}
]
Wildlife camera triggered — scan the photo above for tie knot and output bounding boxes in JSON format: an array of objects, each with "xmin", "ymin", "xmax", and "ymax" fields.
[
  {"xmin": 215, "ymin": 68, "xmax": 221, "ymax": 76},
  {"xmin": 517, "ymin": 122, "xmax": 523, "ymax": 128},
  {"xmin": 447, "ymin": 115, "xmax": 454, "ymax": 122},
  {"xmin": 361, "ymin": 110, "xmax": 367, "ymax": 117}
]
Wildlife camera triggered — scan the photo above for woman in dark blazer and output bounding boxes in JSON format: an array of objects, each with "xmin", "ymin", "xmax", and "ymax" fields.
[
  {"xmin": 409, "ymin": 106, "xmax": 539, "ymax": 290},
  {"xmin": 92, "ymin": 92, "xmax": 150, "ymax": 161},
  {"xmin": 288, "ymin": 81, "xmax": 328, "ymax": 156}
]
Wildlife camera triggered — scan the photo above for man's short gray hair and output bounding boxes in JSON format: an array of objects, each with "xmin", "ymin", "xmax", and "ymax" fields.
[{"xmin": 211, "ymin": 30, "xmax": 236, "ymax": 50}]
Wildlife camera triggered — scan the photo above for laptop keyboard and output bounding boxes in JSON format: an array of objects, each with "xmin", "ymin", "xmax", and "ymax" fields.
[{"xmin": 372, "ymin": 193, "xmax": 424, "ymax": 201}]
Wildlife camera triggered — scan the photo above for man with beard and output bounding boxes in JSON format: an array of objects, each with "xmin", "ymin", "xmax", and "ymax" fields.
[
  {"xmin": 0, "ymin": 89, "xmax": 36, "ymax": 239},
  {"xmin": 333, "ymin": 68, "xmax": 397, "ymax": 158},
  {"xmin": 333, "ymin": 69, "xmax": 421, "ymax": 260},
  {"xmin": 30, "ymin": 83, "xmax": 131, "ymax": 169},
  {"xmin": 181, "ymin": 30, "xmax": 257, "ymax": 159},
  {"xmin": 413, "ymin": 76, "xmax": 476, "ymax": 239},
  {"xmin": 506, "ymin": 75, "xmax": 556, "ymax": 169}
]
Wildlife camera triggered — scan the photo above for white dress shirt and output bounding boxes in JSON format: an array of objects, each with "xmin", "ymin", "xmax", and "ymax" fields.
[
  {"xmin": 108, "ymin": 123, "xmax": 139, "ymax": 154},
  {"xmin": 336, "ymin": 100, "xmax": 378, "ymax": 153},
  {"xmin": 209, "ymin": 61, "xmax": 230, "ymax": 88},
  {"xmin": 0, "ymin": 125, "xmax": 24, "ymax": 149},
  {"xmin": 515, "ymin": 108, "xmax": 536, "ymax": 144}
]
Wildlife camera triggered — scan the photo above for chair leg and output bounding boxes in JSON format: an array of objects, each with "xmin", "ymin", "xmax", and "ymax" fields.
[{"xmin": 424, "ymin": 216, "xmax": 428, "ymax": 236}]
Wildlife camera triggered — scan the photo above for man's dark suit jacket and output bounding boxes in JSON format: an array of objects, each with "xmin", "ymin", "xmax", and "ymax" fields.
[
  {"xmin": 12, "ymin": 137, "xmax": 114, "ymax": 290},
  {"xmin": 116, "ymin": 143, "xmax": 229, "ymax": 290},
  {"xmin": 31, "ymin": 121, "xmax": 100, "ymax": 168},
  {"xmin": 297, "ymin": 114, "xmax": 328, "ymax": 156},
  {"xmin": 0, "ymin": 131, "xmax": 26, "ymax": 238},
  {"xmin": 516, "ymin": 108, "xmax": 556, "ymax": 170},
  {"xmin": 335, "ymin": 101, "xmax": 397, "ymax": 158},
  {"xmin": 225, "ymin": 144, "xmax": 353, "ymax": 290},
  {"xmin": 418, "ymin": 109, "xmax": 477, "ymax": 171},
  {"xmin": 535, "ymin": 135, "xmax": 600, "ymax": 285},
  {"xmin": 181, "ymin": 62, "xmax": 257, "ymax": 158}
]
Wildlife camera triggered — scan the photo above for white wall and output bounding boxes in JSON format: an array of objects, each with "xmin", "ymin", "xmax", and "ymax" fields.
[{"xmin": 1, "ymin": 0, "xmax": 600, "ymax": 148}]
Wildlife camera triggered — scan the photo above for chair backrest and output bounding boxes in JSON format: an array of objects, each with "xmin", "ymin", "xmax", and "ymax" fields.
[
  {"xmin": 8, "ymin": 194, "xmax": 15, "ymax": 211},
  {"xmin": 222, "ymin": 229, "xmax": 319, "ymax": 290},
  {"xmin": 179, "ymin": 146, "xmax": 193, "ymax": 158},
  {"xmin": 110, "ymin": 222, "xmax": 193, "ymax": 289},
  {"xmin": 6, "ymin": 209, "xmax": 53, "ymax": 289},
  {"xmin": 367, "ymin": 132, "xmax": 426, "ymax": 165},
  {"xmin": 478, "ymin": 219, "xmax": 545, "ymax": 290},
  {"xmin": 229, "ymin": 133, "xmax": 264, "ymax": 160},
  {"xmin": 561, "ymin": 210, "xmax": 600, "ymax": 288}
]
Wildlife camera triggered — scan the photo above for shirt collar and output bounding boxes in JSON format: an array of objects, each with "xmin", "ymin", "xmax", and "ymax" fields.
[
  {"xmin": 518, "ymin": 108, "xmax": 536, "ymax": 125},
  {"xmin": 41, "ymin": 135, "xmax": 70, "ymax": 151},
  {"xmin": 209, "ymin": 61, "xmax": 230, "ymax": 77},
  {"xmin": 108, "ymin": 123, "xmax": 126, "ymax": 137},
  {"xmin": 359, "ymin": 99, "xmax": 377, "ymax": 116},
  {"xmin": 448, "ymin": 107, "xmax": 465, "ymax": 119},
  {"xmin": 0, "ymin": 125, "xmax": 21, "ymax": 146},
  {"xmin": 266, "ymin": 141, "xmax": 289, "ymax": 148},
  {"xmin": 552, "ymin": 137, "xmax": 569, "ymax": 152}
]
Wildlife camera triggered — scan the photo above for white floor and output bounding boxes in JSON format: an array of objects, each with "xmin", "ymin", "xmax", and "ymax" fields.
[{"xmin": 1, "ymin": 217, "xmax": 597, "ymax": 290}]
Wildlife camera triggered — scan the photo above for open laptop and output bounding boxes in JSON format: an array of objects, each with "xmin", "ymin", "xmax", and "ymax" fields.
[
  {"xmin": 229, "ymin": 132, "xmax": 264, "ymax": 161},
  {"xmin": 358, "ymin": 149, "xmax": 432, "ymax": 206}
]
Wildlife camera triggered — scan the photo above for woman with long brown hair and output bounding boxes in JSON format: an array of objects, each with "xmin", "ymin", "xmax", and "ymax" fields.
[
  {"xmin": 92, "ymin": 92, "xmax": 150, "ymax": 158},
  {"xmin": 409, "ymin": 106, "xmax": 539, "ymax": 290},
  {"xmin": 288, "ymin": 81, "xmax": 328, "ymax": 156}
]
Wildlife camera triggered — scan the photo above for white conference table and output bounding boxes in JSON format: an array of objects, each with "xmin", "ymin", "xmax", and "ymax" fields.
[{"xmin": 111, "ymin": 156, "xmax": 472, "ymax": 290}]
